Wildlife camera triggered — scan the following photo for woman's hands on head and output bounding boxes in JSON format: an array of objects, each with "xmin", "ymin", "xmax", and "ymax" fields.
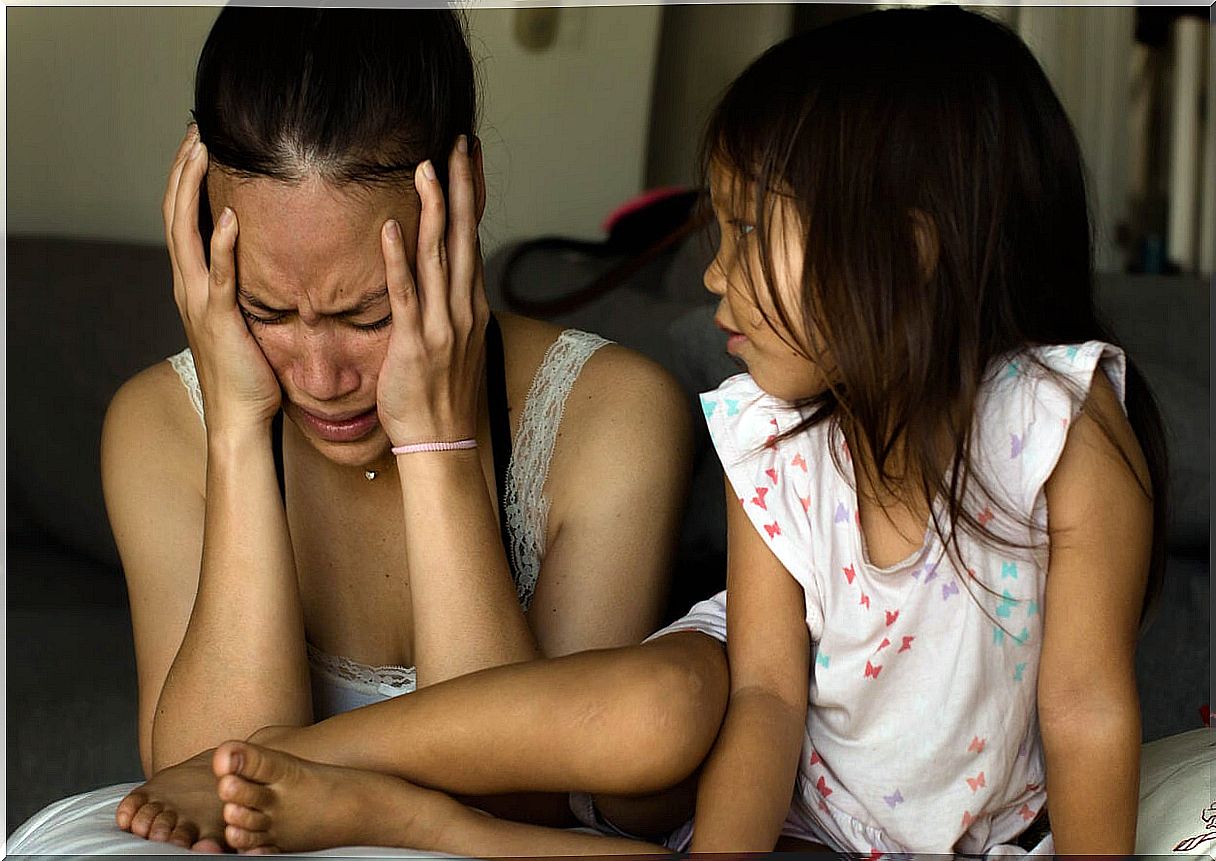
[
  {"xmin": 165, "ymin": 125, "xmax": 281, "ymax": 435},
  {"xmin": 376, "ymin": 135, "xmax": 490, "ymax": 447}
]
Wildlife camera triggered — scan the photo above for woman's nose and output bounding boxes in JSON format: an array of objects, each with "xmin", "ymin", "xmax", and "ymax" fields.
[{"xmin": 291, "ymin": 328, "xmax": 359, "ymax": 402}]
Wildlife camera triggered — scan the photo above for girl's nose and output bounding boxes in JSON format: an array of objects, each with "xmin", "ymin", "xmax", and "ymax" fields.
[{"xmin": 703, "ymin": 254, "xmax": 729, "ymax": 297}]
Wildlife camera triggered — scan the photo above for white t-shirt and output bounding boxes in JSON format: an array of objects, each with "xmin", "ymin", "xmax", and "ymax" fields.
[{"xmin": 655, "ymin": 341, "xmax": 1126, "ymax": 854}]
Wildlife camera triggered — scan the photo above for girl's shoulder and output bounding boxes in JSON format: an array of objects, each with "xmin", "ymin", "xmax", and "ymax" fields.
[
  {"xmin": 989, "ymin": 340, "xmax": 1126, "ymax": 403},
  {"xmin": 979, "ymin": 339, "xmax": 1127, "ymax": 429},
  {"xmin": 973, "ymin": 339, "xmax": 1127, "ymax": 516},
  {"xmin": 699, "ymin": 372, "xmax": 826, "ymax": 463}
]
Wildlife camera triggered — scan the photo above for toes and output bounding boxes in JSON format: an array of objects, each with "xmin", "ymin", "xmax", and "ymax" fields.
[
  {"xmin": 217, "ymin": 773, "xmax": 274, "ymax": 809},
  {"xmin": 168, "ymin": 821, "xmax": 199, "ymax": 848},
  {"xmin": 128, "ymin": 801, "xmax": 164, "ymax": 837},
  {"xmin": 114, "ymin": 791, "xmax": 147, "ymax": 829},
  {"xmin": 214, "ymin": 740, "xmax": 285, "ymax": 786},
  {"xmin": 147, "ymin": 808, "xmax": 178, "ymax": 842},
  {"xmin": 191, "ymin": 836, "xmax": 226, "ymax": 853},
  {"xmin": 243, "ymin": 846, "xmax": 281, "ymax": 855},
  {"xmin": 223, "ymin": 802, "xmax": 271, "ymax": 832},
  {"xmin": 212, "ymin": 740, "xmax": 247, "ymax": 779},
  {"xmin": 226, "ymin": 824, "xmax": 274, "ymax": 851}
]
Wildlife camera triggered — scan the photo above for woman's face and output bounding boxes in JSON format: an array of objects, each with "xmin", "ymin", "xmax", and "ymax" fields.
[{"xmin": 207, "ymin": 172, "xmax": 421, "ymax": 468}]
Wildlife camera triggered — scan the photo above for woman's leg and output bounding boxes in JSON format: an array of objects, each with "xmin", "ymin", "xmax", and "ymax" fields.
[{"xmin": 258, "ymin": 632, "xmax": 728, "ymax": 797}]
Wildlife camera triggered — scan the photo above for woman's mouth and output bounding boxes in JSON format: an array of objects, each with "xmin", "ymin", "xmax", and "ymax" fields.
[{"xmin": 293, "ymin": 405, "xmax": 380, "ymax": 443}]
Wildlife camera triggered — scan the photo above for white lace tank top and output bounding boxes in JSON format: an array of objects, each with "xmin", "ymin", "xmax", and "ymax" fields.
[{"xmin": 167, "ymin": 328, "xmax": 609, "ymax": 717}]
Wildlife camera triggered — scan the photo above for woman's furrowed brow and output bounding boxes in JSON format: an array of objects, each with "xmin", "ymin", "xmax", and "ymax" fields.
[
  {"xmin": 236, "ymin": 286, "xmax": 389, "ymax": 317},
  {"xmin": 237, "ymin": 287, "xmax": 284, "ymax": 312},
  {"xmin": 341, "ymin": 286, "xmax": 390, "ymax": 316}
]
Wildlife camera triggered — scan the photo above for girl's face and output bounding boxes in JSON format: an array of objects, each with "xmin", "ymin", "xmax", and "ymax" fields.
[
  {"xmin": 705, "ymin": 163, "xmax": 829, "ymax": 402},
  {"xmin": 208, "ymin": 172, "xmax": 422, "ymax": 468}
]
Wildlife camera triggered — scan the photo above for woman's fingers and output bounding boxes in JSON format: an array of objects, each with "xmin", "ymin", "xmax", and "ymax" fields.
[
  {"xmin": 208, "ymin": 206, "xmax": 240, "ymax": 307},
  {"xmin": 165, "ymin": 126, "xmax": 200, "ymax": 310},
  {"xmin": 472, "ymin": 135, "xmax": 487, "ymax": 224},
  {"xmin": 413, "ymin": 159, "xmax": 451, "ymax": 336},
  {"xmin": 470, "ymin": 137, "xmax": 491, "ymax": 326},
  {"xmin": 163, "ymin": 125, "xmax": 199, "ymax": 249},
  {"xmin": 382, "ymin": 217, "xmax": 420, "ymax": 337},
  {"xmin": 171, "ymin": 137, "xmax": 212, "ymax": 314},
  {"xmin": 447, "ymin": 135, "xmax": 477, "ymax": 323}
]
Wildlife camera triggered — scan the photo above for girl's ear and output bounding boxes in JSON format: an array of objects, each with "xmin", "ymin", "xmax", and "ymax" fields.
[{"xmin": 909, "ymin": 209, "xmax": 940, "ymax": 283}]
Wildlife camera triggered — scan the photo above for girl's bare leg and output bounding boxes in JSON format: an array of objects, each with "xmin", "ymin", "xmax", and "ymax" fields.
[
  {"xmin": 212, "ymin": 741, "xmax": 674, "ymax": 855},
  {"xmin": 258, "ymin": 633, "xmax": 728, "ymax": 798}
]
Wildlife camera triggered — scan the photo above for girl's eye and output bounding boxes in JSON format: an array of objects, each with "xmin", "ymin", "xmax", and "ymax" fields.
[
  {"xmin": 240, "ymin": 307, "xmax": 287, "ymax": 326},
  {"xmin": 730, "ymin": 220, "xmax": 756, "ymax": 239},
  {"xmin": 351, "ymin": 315, "xmax": 392, "ymax": 334}
]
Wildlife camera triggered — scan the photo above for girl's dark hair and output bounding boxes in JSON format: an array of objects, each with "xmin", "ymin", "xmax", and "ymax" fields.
[
  {"xmin": 704, "ymin": 6, "xmax": 1167, "ymax": 622},
  {"xmin": 194, "ymin": 8, "xmax": 476, "ymax": 188}
]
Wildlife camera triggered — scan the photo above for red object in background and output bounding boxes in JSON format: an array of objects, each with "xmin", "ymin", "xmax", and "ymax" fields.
[
  {"xmin": 1201, "ymin": 704, "xmax": 1212, "ymax": 726},
  {"xmin": 601, "ymin": 186, "xmax": 692, "ymax": 235}
]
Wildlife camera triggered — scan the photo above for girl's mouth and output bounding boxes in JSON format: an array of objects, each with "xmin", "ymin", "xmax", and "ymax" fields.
[{"xmin": 715, "ymin": 317, "xmax": 747, "ymax": 354}]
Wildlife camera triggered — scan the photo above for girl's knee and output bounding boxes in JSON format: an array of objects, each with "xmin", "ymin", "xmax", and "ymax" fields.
[{"xmin": 622, "ymin": 634, "xmax": 728, "ymax": 780}]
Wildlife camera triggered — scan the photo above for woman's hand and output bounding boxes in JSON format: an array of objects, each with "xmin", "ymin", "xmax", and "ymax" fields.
[
  {"xmin": 165, "ymin": 125, "xmax": 281, "ymax": 434},
  {"xmin": 376, "ymin": 135, "xmax": 489, "ymax": 446}
]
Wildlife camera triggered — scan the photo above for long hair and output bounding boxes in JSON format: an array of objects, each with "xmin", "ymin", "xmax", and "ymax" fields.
[
  {"xmin": 704, "ymin": 6, "xmax": 1167, "ymax": 621},
  {"xmin": 193, "ymin": 8, "xmax": 476, "ymax": 189}
]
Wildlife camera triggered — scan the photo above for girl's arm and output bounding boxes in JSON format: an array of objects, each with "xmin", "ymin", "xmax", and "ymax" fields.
[
  {"xmin": 688, "ymin": 484, "xmax": 810, "ymax": 852},
  {"xmin": 1038, "ymin": 373, "xmax": 1151, "ymax": 854}
]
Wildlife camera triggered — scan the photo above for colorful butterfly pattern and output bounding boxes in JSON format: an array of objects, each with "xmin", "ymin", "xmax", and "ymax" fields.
[{"xmin": 694, "ymin": 341, "xmax": 1111, "ymax": 852}]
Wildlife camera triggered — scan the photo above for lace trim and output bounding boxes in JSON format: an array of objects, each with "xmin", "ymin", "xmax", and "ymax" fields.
[
  {"xmin": 167, "ymin": 348, "xmax": 205, "ymax": 427},
  {"xmin": 504, "ymin": 329, "xmax": 610, "ymax": 611},
  {"xmin": 306, "ymin": 642, "xmax": 416, "ymax": 694},
  {"xmin": 164, "ymin": 330, "xmax": 608, "ymax": 684}
]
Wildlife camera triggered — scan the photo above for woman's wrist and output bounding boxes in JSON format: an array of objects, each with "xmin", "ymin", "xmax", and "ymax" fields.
[
  {"xmin": 205, "ymin": 419, "xmax": 276, "ymax": 460},
  {"xmin": 392, "ymin": 438, "xmax": 477, "ymax": 455}
]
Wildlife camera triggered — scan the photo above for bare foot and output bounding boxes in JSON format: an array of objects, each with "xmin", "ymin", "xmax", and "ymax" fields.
[
  {"xmin": 211, "ymin": 739, "xmax": 454, "ymax": 853},
  {"xmin": 115, "ymin": 749, "xmax": 228, "ymax": 851}
]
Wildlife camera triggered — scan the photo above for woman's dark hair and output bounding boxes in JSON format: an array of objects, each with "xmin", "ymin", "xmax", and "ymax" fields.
[
  {"xmin": 704, "ymin": 6, "xmax": 1167, "ymax": 623},
  {"xmin": 194, "ymin": 8, "xmax": 476, "ymax": 189}
]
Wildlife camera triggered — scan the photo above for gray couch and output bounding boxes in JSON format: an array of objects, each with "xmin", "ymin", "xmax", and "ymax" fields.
[{"xmin": 6, "ymin": 233, "xmax": 1210, "ymax": 832}]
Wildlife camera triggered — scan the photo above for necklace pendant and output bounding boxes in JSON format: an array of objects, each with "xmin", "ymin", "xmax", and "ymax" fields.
[{"xmin": 364, "ymin": 470, "xmax": 377, "ymax": 481}]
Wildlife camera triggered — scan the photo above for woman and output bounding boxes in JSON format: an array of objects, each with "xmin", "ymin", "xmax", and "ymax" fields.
[{"xmin": 8, "ymin": 7, "xmax": 693, "ymax": 853}]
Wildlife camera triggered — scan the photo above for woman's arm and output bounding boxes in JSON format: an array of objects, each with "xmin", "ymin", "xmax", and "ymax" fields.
[
  {"xmin": 688, "ymin": 485, "xmax": 810, "ymax": 852},
  {"xmin": 527, "ymin": 344, "xmax": 694, "ymax": 652},
  {"xmin": 399, "ymin": 336, "xmax": 692, "ymax": 683},
  {"xmin": 104, "ymin": 368, "xmax": 309, "ymax": 777},
  {"xmin": 386, "ymin": 142, "xmax": 692, "ymax": 685},
  {"xmin": 110, "ymin": 130, "xmax": 311, "ymax": 776},
  {"xmin": 1037, "ymin": 373, "xmax": 1151, "ymax": 853}
]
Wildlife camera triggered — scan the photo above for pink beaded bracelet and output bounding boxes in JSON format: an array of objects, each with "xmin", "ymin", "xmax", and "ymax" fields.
[{"xmin": 391, "ymin": 439, "xmax": 478, "ymax": 455}]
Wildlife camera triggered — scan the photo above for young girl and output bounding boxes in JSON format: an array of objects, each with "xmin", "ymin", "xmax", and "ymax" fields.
[{"xmin": 96, "ymin": 6, "xmax": 1165, "ymax": 856}]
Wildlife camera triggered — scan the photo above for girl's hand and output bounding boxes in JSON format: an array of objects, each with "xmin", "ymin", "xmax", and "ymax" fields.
[
  {"xmin": 376, "ymin": 136, "xmax": 489, "ymax": 446},
  {"xmin": 165, "ymin": 126, "xmax": 281, "ymax": 434}
]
